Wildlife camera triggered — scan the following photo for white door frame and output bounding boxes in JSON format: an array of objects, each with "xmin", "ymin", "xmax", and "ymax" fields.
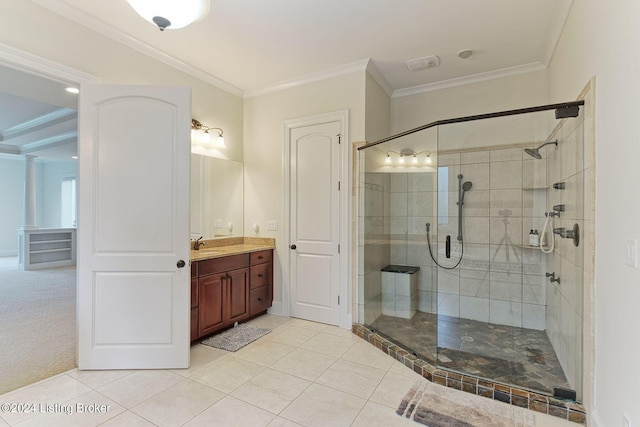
[
  {"xmin": 0, "ymin": 43, "xmax": 99, "ymax": 367},
  {"xmin": 282, "ymin": 110, "xmax": 351, "ymax": 329}
]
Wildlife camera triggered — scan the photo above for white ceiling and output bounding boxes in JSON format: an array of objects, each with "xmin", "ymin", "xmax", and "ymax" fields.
[{"xmin": 1, "ymin": 0, "xmax": 573, "ymax": 160}]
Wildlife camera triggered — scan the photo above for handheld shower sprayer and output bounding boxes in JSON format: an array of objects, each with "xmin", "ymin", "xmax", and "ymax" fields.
[{"xmin": 426, "ymin": 174, "xmax": 473, "ymax": 269}]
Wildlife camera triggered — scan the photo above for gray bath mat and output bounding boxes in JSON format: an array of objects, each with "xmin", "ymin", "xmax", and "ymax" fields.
[
  {"xmin": 201, "ymin": 324, "xmax": 271, "ymax": 352},
  {"xmin": 397, "ymin": 380, "xmax": 534, "ymax": 427}
]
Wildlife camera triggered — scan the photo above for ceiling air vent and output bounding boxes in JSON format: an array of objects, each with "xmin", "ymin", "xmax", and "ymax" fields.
[{"xmin": 406, "ymin": 55, "xmax": 440, "ymax": 72}]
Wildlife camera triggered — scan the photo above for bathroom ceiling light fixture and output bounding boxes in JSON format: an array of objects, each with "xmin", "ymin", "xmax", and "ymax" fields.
[
  {"xmin": 127, "ymin": 0, "xmax": 210, "ymax": 31},
  {"xmin": 384, "ymin": 149, "xmax": 432, "ymax": 166},
  {"xmin": 192, "ymin": 119, "xmax": 225, "ymax": 148}
]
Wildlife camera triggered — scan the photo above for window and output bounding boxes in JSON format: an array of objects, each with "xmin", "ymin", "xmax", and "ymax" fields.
[
  {"xmin": 61, "ymin": 175, "xmax": 77, "ymax": 228},
  {"xmin": 437, "ymin": 166, "xmax": 449, "ymax": 224}
]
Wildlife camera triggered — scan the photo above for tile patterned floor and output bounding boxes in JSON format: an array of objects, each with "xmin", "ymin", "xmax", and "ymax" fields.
[{"xmin": 0, "ymin": 315, "xmax": 574, "ymax": 426}]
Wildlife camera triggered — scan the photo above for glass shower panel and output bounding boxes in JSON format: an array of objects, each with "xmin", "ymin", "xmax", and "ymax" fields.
[
  {"xmin": 434, "ymin": 108, "xmax": 584, "ymax": 398},
  {"xmin": 360, "ymin": 126, "xmax": 439, "ymax": 364}
]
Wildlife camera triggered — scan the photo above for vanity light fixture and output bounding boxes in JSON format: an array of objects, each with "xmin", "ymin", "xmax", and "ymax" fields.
[
  {"xmin": 384, "ymin": 149, "xmax": 432, "ymax": 166},
  {"xmin": 191, "ymin": 119, "xmax": 226, "ymax": 148},
  {"xmin": 127, "ymin": 0, "xmax": 210, "ymax": 31}
]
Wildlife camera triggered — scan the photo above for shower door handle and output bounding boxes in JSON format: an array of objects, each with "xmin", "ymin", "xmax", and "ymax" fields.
[{"xmin": 445, "ymin": 235, "xmax": 451, "ymax": 258}]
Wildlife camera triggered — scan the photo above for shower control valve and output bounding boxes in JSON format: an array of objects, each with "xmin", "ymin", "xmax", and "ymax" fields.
[{"xmin": 546, "ymin": 272, "xmax": 561, "ymax": 284}]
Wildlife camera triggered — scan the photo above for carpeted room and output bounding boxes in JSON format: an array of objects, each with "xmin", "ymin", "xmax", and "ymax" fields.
[{"xmin": 0, "ymin": 257, "xmax": 76, "ymax": 395}]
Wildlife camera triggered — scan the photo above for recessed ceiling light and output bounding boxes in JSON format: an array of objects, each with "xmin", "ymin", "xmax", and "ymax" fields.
[
  {"xmin": 457, "ymin": 49, "xmax": 473, "ymax": 59},
  {"xmin": 406, "ymin": 55, "xmax": 440, "ymax": 72},
  {"xmin": 66, "ymin": 87, "xmax": 80, "ymax": 94}
]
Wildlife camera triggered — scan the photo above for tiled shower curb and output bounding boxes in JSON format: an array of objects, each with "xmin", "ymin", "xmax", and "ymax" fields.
[{"xmin": 352, "ymin": 324, "xmax": 587, "ymax": 425}]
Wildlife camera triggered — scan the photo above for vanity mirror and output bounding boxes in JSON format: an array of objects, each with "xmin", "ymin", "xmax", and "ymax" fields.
[{"xmin": 190, "ymin": 153, "xmax": 243, "ymax": 239}]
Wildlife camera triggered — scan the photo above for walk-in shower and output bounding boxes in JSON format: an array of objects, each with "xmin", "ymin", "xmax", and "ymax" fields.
[{"xmin": 357, "ymin": 100, "xmax": 588, "ymax": 410}]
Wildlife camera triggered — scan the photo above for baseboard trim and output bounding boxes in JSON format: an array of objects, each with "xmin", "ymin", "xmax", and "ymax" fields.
[{"xmin": 267, "ymin": 301, "xmax": 283, "ymax": 316}]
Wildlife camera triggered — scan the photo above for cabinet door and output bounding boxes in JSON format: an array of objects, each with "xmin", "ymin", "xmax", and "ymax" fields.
[
  {"xmin": 227, "ymin": 268, "xmax": 249, "ymax": 323},
  {"xmin": 199, "ymin": 273, "xmax": 225, "ymax": 336}
]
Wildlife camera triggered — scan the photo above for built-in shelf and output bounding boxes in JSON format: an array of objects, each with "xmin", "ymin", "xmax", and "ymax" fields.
[
  {"xmin": 522, "ymin": 187, "xmax": 547, "ymax": 190},
  {"xmin": 18, "ymin": 228, "xmax": 76, "ymax": 270},
  {"xmin": 515, "ymin": 244, "xmax": 550, "ymax": 251}
]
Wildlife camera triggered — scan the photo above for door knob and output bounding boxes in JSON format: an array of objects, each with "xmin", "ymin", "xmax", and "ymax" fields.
[
  {"xmin": 176, "ymin": 260, "xmax": 186, "ymax": 268},
  {"xmin": 290, "ymin": 244, "xmax": 297, "ymax": 250}
]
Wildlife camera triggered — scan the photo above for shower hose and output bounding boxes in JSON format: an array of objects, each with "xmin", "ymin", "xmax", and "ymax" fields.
[
  {"xmin": 426, "ymin": 223, "xmax": 464, "ymax": 270},
  {"xmin": 540, "ymin": 212, "xmax": 555, "ymax": 254}
]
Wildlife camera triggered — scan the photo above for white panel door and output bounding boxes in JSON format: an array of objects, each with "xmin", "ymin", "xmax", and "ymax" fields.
[
  {"xmin": 77, "ymin": 84, "xmax": 191, "ymax": 369},
  {"xmin": 289, "ymin": 121, "xmax": 341, "ymax": 325}
]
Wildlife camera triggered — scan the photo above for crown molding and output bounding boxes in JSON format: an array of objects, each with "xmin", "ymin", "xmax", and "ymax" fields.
[
  {"xmin": 392, "ymin": 62, "xmax": 547, "ymax": 98},
  {"xmin": 0, "ymin": 108, "xmax": 77, "ymax": 141},
  {"xmin": 244, "ymin": 59, "xmax": 371, "ymax": 99},
  {"xmin": 20, "ymin": 131, "xmax": 77, "ymax": 154},
  {"xmin": 29, "ymin": 0, "xmax": 243, "ymax": 98}
]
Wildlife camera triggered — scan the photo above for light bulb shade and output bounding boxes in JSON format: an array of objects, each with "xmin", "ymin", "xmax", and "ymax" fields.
[
  {"xmin": 398, "ymin": 155, "xmax": 405, "ymax": 164},
  {"xmin": 127, "ymin": 0, "xmax": 210, "ymax": 30},
  {"xmin": 199, "ymin": 130, "xmax": 211, "ymax": 144},
  {"xmin": 425, "ymin": 155, "xmax": 433, "ymax": 165},
  {"xmin": 384, "ymin": 154, "xmax": 392, "ymax": 164},
  {"xmin": 216, "ymin": 135, "xmax": 226, "ymax": 149}
]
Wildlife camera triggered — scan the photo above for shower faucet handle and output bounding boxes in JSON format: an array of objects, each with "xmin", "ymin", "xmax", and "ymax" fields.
[{"xmin": 546, "ymin": 272, "xmax": 561, "ymax": 284}]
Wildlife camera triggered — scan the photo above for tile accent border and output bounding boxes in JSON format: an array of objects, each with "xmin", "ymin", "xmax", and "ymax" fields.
[{"xmin": 352, "ymin": 324, "xmax": 587, "ymax": 425}]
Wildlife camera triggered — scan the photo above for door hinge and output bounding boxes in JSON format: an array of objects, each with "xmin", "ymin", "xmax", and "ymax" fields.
[
  {"xmin": 337, "ymin": 133, "xmax": 341, "ymax": 144},
  {"xmin": 338, "ymin": 181, "xmax": 341, "ymax": 191},
  {"xmin": 338, "ymin": 295, "xmax": 340, "ymax": 305},
  {"xmin": 338, "ymin": 244, "xmax": 341, "ymax": 254}
]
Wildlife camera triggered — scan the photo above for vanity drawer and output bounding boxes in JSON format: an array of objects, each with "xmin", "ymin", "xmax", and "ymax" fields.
[
  {"xmin": 250, "ymin": 263, "xmax": 271, "ymax": 289},
  {"xmin": 198, "ymin": 254, "xmax": 249, "ymax": 276},
  {"xmin": 250, "ymin": 250, "xmax": 272, "ymax": 265},
  {"xmin": 249, "ymin": 286, "xmax": 271, "ymax": 315}
]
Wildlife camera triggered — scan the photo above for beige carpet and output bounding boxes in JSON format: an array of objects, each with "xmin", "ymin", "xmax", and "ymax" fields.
[{"xmin": 0, "ymin": 257, "xmax": 76, "ymax": 395}]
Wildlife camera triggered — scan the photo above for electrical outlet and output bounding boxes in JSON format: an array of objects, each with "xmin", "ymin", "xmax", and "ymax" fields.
[
  {"xmin": 267, "ymin": 220, "xmax": 278, "ymax": 231},
  {"xmin": 623, "ymin": 413, "xmax": 631, "ymax": 427},
  {"xmin": 625, "ymin": 239, "xmax": 638, "ymax": 268}
]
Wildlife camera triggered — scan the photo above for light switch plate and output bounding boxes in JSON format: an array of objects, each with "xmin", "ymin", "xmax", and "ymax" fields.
[
  {"xmin": 625, "ymin": 239, "xmax": 638, "ymax": 268},
  {"xmin": 267, "ymin": 220, "xmax": 278, "ymax": 231}
]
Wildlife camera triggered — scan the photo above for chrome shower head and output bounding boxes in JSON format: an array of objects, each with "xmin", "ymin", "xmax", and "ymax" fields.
[
  {"xmin": 524, "ymin": 148, "xmax": 542, "ymax": 159},
  {"xmin": 524, "ymin": 140, "xmax": 558, "ymax": 159}
]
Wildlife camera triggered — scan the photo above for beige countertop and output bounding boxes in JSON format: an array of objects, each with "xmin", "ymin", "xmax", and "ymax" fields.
[{"xmin": 190, "ymin": 237, "xmax": 275, "ymax": 262}]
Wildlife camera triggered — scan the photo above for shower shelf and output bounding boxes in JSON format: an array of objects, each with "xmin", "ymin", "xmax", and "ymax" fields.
[{"xmin": 515, "ymin": 244, "xmax": 550, "ymax": 250}]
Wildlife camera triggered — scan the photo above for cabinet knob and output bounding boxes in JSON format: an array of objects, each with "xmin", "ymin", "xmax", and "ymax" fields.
[
  {"xmin": 258, "ymin": 274, "xmax": 264, "ymax": 278},
  {"xmin": 290, "ymin": 244, "xmax": 297, "ymax": 250},
  {"xmin": 257, "ymin": 297, "xmax": 263, "ymax": 301},
  {"xmin": 176, "ymin": 260, "xmax": 186, "ymax": 268}
]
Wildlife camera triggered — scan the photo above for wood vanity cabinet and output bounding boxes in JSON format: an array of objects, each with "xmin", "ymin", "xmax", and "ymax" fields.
[
  {"xmin": 249, "ymin": 250, "xmax": 273, "ymax": 315},
  {"xmin": 192, "ymin": 249, "xmax": 273, "ymax": 341}
]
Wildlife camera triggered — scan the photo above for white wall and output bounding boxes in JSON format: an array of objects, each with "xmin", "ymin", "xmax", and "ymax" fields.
[
  {"xmin": 0, "ymin": 157, "xmax": 24, "ymax": 256},
  {"xmin": 547, "ymin": 1, "xmax": 640, "ymax": 426},
  {"xmin": 365, "ymin": 74, "xmax": 391, "ymax": 143},
  {"xmin": 391, "ymin": 71, "xmax": 549, "ymax": 134},
  {"xmin": 243, "ymin": 72, "xmax": 366, "ymax": 306}
]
